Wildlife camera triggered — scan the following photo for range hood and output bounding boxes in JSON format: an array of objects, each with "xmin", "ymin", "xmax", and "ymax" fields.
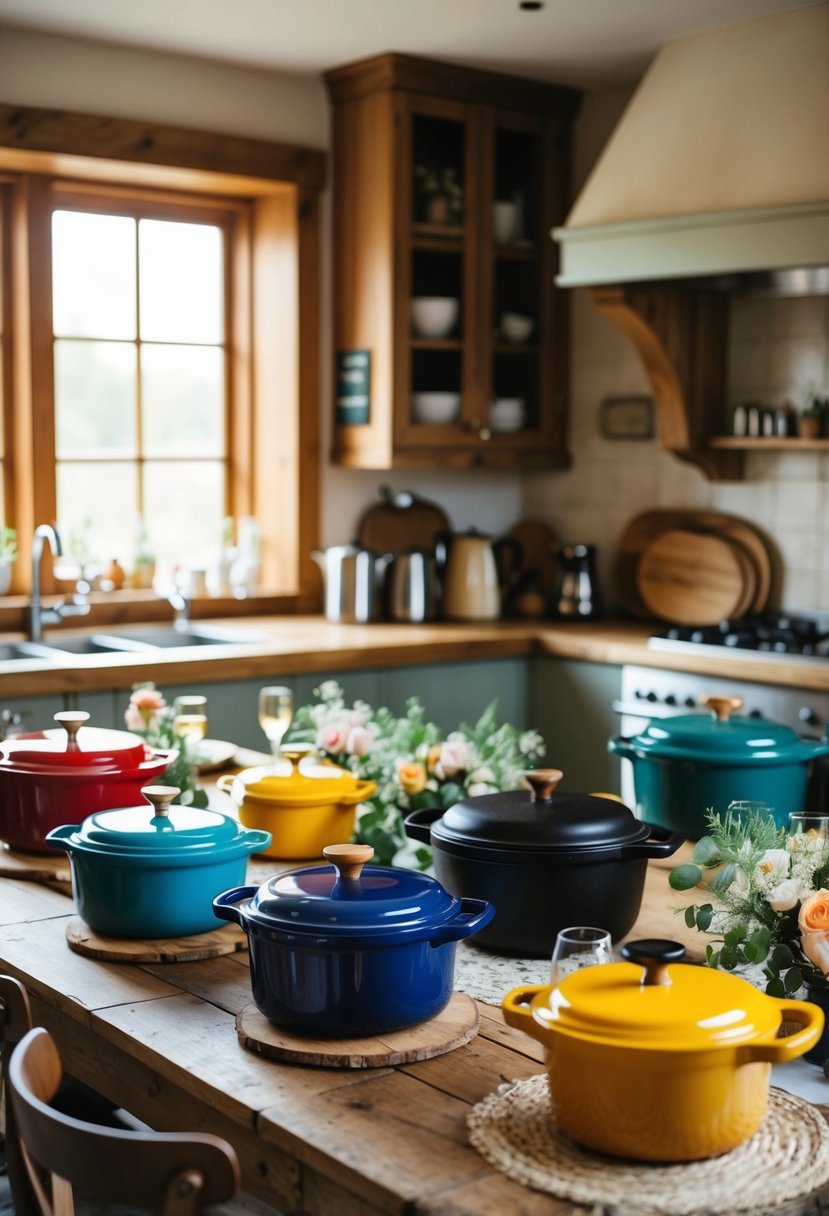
[{"xmin": 554, "ymin": 4, "xmax": 829, "ymax": 287}]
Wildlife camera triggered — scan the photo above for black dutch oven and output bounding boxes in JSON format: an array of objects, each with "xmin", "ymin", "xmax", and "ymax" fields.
[{"xmin": 404, "ymin": 769, "xmax": 684, "ymax": 957}]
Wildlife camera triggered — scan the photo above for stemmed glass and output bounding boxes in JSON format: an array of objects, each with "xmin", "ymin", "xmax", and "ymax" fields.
[
  {"xmin": 172, "ymin": 695, "xmax": 208, "ymax": 744},
  {"xmin": 550, "ymin": 926, "xmax": 614, "ymax": 987},
  {"xmin": 258, "ymin": 686, "xmax": 293, "ymax": 761}
]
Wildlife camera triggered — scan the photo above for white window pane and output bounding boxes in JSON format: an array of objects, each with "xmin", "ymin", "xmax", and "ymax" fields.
[
  {"xmin": 57, "ymin": 463, "xmax": 138, "ymax": 569},
  {"xmin": 143, "ymin": 461, "xmax": 224, "ymax": 577},
  {"xmin": 52, "ymin": 212, "xmax": 136, "ymax": 339},
  {"xmin": 139, "ymin": 220, "xmax": 223, "ymax": 344},
  {"xmin": 55, "ymin": 340, "xmax": 137, "ymax": 457},
  {"xmin": 141, "ymin": 344, "xmax": 224, "ymax": 457}
]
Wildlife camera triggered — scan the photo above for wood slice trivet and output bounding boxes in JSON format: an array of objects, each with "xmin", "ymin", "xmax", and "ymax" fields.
[
  {"xmin": 236, "ymin": 990, "xmax": 479, "ymax": 1068},
  {"xmin": 0, "ymin": 843, "xmax": 71, "ymax": 885},
  {"xmin": 66, "ymin": 918, "xmax": 248, "ymax": 963}
]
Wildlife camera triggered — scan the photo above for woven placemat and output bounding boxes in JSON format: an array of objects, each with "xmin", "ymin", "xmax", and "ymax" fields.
[{"xmin": 467, "ymin": 1075, "xmax": 829, "ymax": 1215}]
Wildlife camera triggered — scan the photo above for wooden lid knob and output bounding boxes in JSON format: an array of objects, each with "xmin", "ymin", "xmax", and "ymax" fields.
[
  {"xmin": 323, "ymin": 843, "xmax": 374, "ymax": 881},
  {"xmin": 54, "ymin": 710, "xmax": 90, "ymax": 750},
  {"xmin": 524, "ymin": 769, "xmax": 564, "ymax": 802},
  {"xmin": 142, "ymin": 785, "xmax": 181, "ymax": 818},
  {"xmin": 701, "ymin": 695, "xmax": 743, "ymax": 721},
  {"xmin": 281, "ymin": 744, "xmax": 317, "ymax": 771}
]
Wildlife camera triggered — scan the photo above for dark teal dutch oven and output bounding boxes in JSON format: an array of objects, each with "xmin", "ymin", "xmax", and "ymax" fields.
[
  {"xmin": 46, "ymin": 785, "xmax": 271, "ymax": 938},
  {"xmin": 608, "ymin": 695, "xmax": 829, "ymax": 837},
  {"xmin": 214, "ymin": 842, "xmax": 494, "ymax": 1036}
]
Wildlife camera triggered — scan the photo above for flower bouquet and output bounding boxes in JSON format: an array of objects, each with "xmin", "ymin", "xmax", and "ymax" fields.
[
  {"xmin": 286, "ymin": 679, "xmax": 545, "ymax": 867},
  {"xmin": 124, "ymin": 684, "xmax": 208, "ymax": 807},
  {"xmin": 670, "ymin": 806, "xmax": 829, "ymax": 996}
]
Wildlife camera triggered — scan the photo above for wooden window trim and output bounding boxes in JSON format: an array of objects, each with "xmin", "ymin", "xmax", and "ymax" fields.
[{"xmin": 0, "ymin": 104, "xmax": 324, "ymax": 629}]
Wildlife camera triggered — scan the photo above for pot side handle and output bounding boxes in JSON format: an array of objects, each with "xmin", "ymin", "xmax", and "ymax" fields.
[
  {"xmin": 338, "ymin": 779, "xmax": 378, "ymax": 807},
  {"xmin": 607, "ymin": 735, "xmax": 635, "ymax": 760},
  {"xmin": 403, "ymin": 806, "xmax": 443, "ymax": 844},
  {"xmin": 215, "ymin": 774, "xmax": 235, "ymax": 796},
  {"xmin": 212, "ymin": 885, "xmax": 258, "ymax": 926},
  {"xmin": 140, "ymin": 747, "xmax": 179, "ymax": 769},
  {"xmin": 429, "ymin": 898, "xmax": 495, "ymax": 946},
  {"xmin": 619, "ymin": 825, "xmax": 685, "ymax": 861},
  {"xmin": 44, "ymin": 824, "xmax": 77, "ymax": 852},
  {"xmin": 241, "ymin": 829, "xmax": 272, "ymax": 854},
  {"xmin": 739, "ymin": 1001, "xmax": 825, "ymax": 1064},
  {"xmin": 501, "ymin": 985, "xmax": 548, "ymax": 1042}
]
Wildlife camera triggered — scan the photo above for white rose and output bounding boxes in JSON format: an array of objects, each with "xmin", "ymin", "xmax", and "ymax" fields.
[
  {"xmin": 766, "ymin": 877, "xmax": 803, "ymax": 911},
  {"xmin": 467, "ymin": 782, "xmax": 498, "ymax": 797},
  {"xmin": 468, "ymin": 765, "xmax": 496, "ymax": 786},
  {"xmin": 435, "ymin": 740, "xmax": 469, "ymax": 780},
  {"xmin": 346, "ymin": 725, "xmax": 374, "ymax": 757},
  {"xmin": 727, "ymin": 866, "xmax": 750, "ymax": 898}
]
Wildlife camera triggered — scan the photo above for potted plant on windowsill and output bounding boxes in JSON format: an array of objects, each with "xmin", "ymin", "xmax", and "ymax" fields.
[{"xmin": 0, "ymin": 526, "xmax": 17, "ymax": 596}]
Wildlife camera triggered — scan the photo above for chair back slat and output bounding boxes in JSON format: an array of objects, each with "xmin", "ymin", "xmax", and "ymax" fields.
[
  {"xmin": 1, "ymin": 974, "xmax": 39, "ymax": 1216},
  {"xmin": 9, "ymin": 1027, "xmax": 240, "ymax": 1215}
]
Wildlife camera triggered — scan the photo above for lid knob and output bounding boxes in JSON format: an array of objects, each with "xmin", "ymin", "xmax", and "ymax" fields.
[
  {"xmin": 621, "ymin": 939, "xmax": 686, "ymax": 986},
  {"xmin": 323, "ymin": 843, "xmax": 374, "ymax": 881},
  {"xmin": 141, "ymin": 785, "xmax": 181, "ymax": 818},
  {"xmin": 281, "ymin": 743, "xmax": 317, "ymax": 772},
  {"xmin": 54, "ymin": 710, "xmax": 90, "ymax": 752},
  {"xmin": 701, "ymin": 695, "xmax": 743, "ymax": 722},
  {"xmin": 525, "ymin": 769, "xmax": 564, "ymax": 802}
]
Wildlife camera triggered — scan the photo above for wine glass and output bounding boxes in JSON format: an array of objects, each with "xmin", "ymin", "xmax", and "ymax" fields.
[
  {"xmin": 789, "ymin": 812, "xmax": 829, "ymax": 839},
  {"xmin": 258, "ymin": 686, "xmax": 293, "ymax": 759},
  {"xmin": 550, "ymin": 926, "xmax": 613, "ymax": 987},
  {"xmin": 172, "ymin": 695, "xmax": 208, "ymax": 744}
]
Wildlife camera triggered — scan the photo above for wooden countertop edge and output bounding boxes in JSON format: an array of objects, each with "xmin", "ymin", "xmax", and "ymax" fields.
[{"xmin": 1, "ymin": 615, "xmax": 828, "ymax": 695}]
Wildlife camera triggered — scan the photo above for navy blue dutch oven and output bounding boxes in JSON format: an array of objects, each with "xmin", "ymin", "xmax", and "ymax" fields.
[{"xmin": 213, "ymin": 842, "xmax": 494, "ymax": 1037}]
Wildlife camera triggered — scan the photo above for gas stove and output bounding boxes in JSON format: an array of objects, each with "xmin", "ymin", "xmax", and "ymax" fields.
[{"xmin": 647, "ymin": 614, "xmax": 829, "ymax": 665}]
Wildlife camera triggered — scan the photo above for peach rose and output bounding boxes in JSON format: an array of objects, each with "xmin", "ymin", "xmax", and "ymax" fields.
[
  {"xmin": 125, "ymin": 687, "xmax": 167, "ymax": 731},
  {"xmin": 802, "ymin": 931, "xmax": 829, "ymax": 976},
  {"xmin": 799, "ymin": 889, "xmax": 829, "ymax": 933},
  {"xmin": 397, "ymin": 761, "xmax": 427, "ymax": 796},
  {"xmin": 434, "ymin": 740, "xmax": 469, "ymax": 780},
  {"xmin": 426, "ymin": 744, "xmax": 443, "ymax": 774}
]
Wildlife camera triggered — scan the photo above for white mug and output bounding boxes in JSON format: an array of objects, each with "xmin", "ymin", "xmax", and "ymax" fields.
[{"xmin": 493, "ymin": 201, "xmax": 519, "ymax": 245}]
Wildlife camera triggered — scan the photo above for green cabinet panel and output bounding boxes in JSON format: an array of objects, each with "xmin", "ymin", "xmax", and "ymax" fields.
[
  {"xmin": 527, "ymin": 658, "xmax": 622, "ymax": 795},
  {"xmin": 379, "ymin": 661, "xmax": 526, "ymax": 734},
  {"xmin": 0, "ymin": 693, "xmax": 64, "ymax": 734}
]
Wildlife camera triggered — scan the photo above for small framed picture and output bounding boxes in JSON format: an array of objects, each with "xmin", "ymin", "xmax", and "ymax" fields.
[{"xmin": 599, "ymin": 395, "xmax": 655, "ymax": 441}]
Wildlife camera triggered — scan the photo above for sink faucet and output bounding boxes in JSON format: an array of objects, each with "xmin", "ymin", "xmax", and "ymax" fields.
[
  {"xmin": 158, "ymin": 583, "xmax": 192, "ymax": 631},
  {"xmin": 29, "ymin": 523, "xmax": 90, "ymax": 642}
]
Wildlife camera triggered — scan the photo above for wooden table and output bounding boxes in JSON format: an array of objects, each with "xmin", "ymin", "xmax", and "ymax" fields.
[{"xmin": 0, "ymin": 835, "xmax": 819, "ymax": 1216}]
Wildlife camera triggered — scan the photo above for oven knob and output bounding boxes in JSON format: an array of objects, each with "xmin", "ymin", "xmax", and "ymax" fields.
[
  {"xmin": 645, "ymin": 692, "xmax": 658, "ymax": 702},
  {"xmin": 748, "ymin": 709, "xmax": 764, "ymax": 719},
  {"xmin": 799, "ymin": 706, "xmax": 821, "ymax": 727},
  {"xmin": 664, "ymin": 695, "xmax": 677, "ymax": 706}
]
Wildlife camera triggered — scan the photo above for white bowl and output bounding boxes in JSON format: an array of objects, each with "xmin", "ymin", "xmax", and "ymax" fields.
[
  {"xmin": 411, "ymin": 297, "xmax": 459, "ymax": 339},
  {"xmin": 490, "ymin": 397, "xmax": 526, "ymax": 433},
  {"xmin": 412, "ymin": 392, "xmax": 461, "ymax": 425},
  {"xmin": 500, "ymin": 312, "xmax": 534, "ymax": 343}
]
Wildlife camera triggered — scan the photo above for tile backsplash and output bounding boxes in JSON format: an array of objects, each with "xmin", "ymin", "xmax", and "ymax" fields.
[{"xmin": 524, "ymin": 288, "xmax": 829, "ymax": 617}]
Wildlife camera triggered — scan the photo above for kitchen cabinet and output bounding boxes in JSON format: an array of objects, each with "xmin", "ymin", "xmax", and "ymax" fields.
[
  {"xmin": 325, "ymin": 53, "xmax": 580, "ymax": 470},
  {"xmin": 527, "ymin": 657, "xmax": 622, "ymax": 795}
]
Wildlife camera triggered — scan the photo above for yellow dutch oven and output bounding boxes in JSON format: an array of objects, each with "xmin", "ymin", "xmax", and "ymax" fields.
[
  {"xmin": 217, "ymin": 758, "xmax": 376, "ymax": 860},
  {"xmin": 502, "ymin": 938, "xmax": 824, "ymax": 1162}
]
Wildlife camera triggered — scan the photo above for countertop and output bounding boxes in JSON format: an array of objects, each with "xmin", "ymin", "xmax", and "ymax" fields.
[{"xmin": 2, "ymin": 615, "xmax": 829, "ymax": 697}]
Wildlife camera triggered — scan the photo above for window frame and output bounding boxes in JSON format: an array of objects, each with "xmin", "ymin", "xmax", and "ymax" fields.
[{"xmin": 0, "ymin": 102, "xmax": 324, "ymax": 627}]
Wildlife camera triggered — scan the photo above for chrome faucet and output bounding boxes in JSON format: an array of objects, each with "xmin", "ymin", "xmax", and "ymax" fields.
[
  {"xmin": 158, "ymin": 583, "xmax": 192, "ymax": 631},
  {"xmin": 29, "ymin": 523, "xmax": 90, "ymax": 642}
]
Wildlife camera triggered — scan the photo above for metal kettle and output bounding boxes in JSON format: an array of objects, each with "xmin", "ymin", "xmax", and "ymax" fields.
[
  {"xmin": 311, "ymin": 544, "xmax": 386, "ymax": 623},
  {"xmin": 385, "ymin": 547, "xmax": 439, "ymax": 623}
]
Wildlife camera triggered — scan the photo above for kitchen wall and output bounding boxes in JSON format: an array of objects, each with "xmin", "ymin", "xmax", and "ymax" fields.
[
  {"xmin": 524, "ymin": 86, "xmax": 829, "ymax": 617},
  {"xmin": 3, "ymin": 24, "xmax": 827, "ymax": 612}
]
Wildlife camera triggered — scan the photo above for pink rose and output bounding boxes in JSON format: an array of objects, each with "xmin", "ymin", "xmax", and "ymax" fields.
[
  {"xmin": 347, "ymin": 725, "xmax": 374, "ymax": 757},
  {"xmin": 435, "ymin": 740, "xmax": 469, "ymax": 780},
  {"xmin": 125, "ymin": 688, "xmax": 167, "ymax": 732},
  {"xmin": 317, "ymin": 722, "xmax": 350, "ymax": 754}
]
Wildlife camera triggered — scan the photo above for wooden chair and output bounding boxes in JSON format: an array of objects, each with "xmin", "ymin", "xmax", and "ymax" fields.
[
  {"xmin": 1, "ymin": 973, "xmax": 38, "ymax": 1216},
  {"xmin": 8, "ymin": 1026, "xmax": 241, "ymax": 1216}
]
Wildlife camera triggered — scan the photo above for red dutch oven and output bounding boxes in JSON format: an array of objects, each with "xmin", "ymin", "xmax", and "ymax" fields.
[{"xmin": 0, "ymin": 711, "xmax": 176, "ymax": 853}]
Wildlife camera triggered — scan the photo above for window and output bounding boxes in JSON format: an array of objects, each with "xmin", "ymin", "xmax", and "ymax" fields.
[{"xmin": 0, "ymin": 103, "xmax": 324, "ymax": 620}]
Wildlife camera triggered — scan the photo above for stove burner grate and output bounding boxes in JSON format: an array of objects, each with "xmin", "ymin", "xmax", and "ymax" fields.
[{"xmin": 658, "ymin": 615, "xmax": 829, "ymax": 657}]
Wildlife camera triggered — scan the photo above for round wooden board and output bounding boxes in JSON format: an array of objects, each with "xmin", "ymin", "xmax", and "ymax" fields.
[
  {"xmin": 236, "ymin": 991, "xmax": 479, "ymax": 1068},
  {"xmin": 0, "ymin": 843, "xmax": 72, "ymax": 893},
  {"xmin": 615, "ymin": 508, "xmax": 773, "ymax": 618},
  {"xmin": 66, "ymin": 918, "xmax": 248, "ymax": 963},
  {"xmin": 635, "ymin": 529, "xmax": 749, "ymax": 625}
]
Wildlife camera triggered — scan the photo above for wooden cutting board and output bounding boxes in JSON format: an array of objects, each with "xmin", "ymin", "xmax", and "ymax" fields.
[
  {"xmin": 635, "ymin": 529, "xmax": 752, "ymax": 625},
  {"xmin": 616, "ymin": 509, "xmax": 772, "ymax": 619}
]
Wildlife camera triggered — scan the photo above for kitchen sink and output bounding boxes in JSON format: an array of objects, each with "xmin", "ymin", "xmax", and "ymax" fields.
[
  {"xmin": 0, "ymin": 642, "xmax": 62, "ymax": 662},
  {"xmin": 28, "ymin": 634, "xmax": 155, "ymax": 656},
  {"xmin": 93, "ymin": 625, "xmax": 264, "ymax": 649}
]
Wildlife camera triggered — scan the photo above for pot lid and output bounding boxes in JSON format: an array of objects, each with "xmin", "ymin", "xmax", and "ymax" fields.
[
  {"xmin": 244, "ymin": 843, "xmax": 461, "ymax": 940},
  {"xmin": 431, "ymin": 769, "xmax": 648, "ymax": 856},
  {"xmin": 536, "ymin": 940, "xmax": 782, "ymax": 1050},
  {"xmin": 627, "ymin": 695, "xmax": 820, "ymax": 762},
  {"xmin": 226, "ymin": 754, "xmax": 368, "ymax": 805},
  {"xmin": 62, "ymin": 786, "xmax": 256, "ymax": 859},
  {"xmin": 0, "ymin": 712, "xmax": 149, "ymax": 771}
]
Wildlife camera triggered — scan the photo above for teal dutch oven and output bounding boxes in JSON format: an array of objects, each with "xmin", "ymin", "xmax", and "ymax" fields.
[
  {"xmin": 46, "ymin": 785, "xmax": 271, "ymax": 938},
  {"xmin": 608, "ymin": 695, "xmax": 829, "ymax": 837}
]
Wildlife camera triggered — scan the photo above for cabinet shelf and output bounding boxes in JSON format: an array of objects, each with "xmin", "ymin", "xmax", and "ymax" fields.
[
  {"xmin": 709, "ymin": 436, "xmax": 829, "ymax": 450},
  {"xmin": 410, "ymin": 337, "xmax": 463, "ymax": 351}
]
